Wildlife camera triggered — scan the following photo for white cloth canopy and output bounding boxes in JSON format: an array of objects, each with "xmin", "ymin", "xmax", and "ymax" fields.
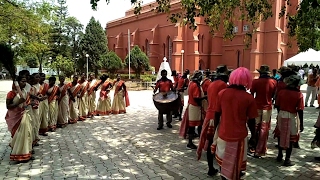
[
  {"xmin": 283, "ymin": 48, "xmax": 320, "ymax": 66},
  {"xmin": 156, "ymin": 57, "xmax": 174, "ymax": 82}
]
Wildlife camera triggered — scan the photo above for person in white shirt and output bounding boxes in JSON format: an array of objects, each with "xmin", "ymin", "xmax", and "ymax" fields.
[{"xmin": 299, "ymin": 68, "xmax": 305, "ymax": 79}]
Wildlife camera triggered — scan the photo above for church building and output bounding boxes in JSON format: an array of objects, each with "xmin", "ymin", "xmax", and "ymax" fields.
[{"xmin": 106, "ymin": 0, "xmax": 299, "ymax": 74}]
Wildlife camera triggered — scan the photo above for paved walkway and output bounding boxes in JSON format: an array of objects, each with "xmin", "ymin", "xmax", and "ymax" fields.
[{"xmin": 0, "ymin": 80, "xmax": 320, "ymax": 179}]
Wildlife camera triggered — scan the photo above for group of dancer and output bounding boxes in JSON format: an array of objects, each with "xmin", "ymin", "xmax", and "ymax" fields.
[
  {"xmin": 5, "ymin": 70, "xmax": 129, "ymax": 163},
  {"xmin": 154, "ymin": 64, "xmax": 320, "ymax": 180}
]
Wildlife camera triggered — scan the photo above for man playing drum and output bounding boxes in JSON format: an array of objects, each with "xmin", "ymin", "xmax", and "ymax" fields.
[{"xmin": 153, "ymin": 70, "xmax": 175, "ymax": 130}]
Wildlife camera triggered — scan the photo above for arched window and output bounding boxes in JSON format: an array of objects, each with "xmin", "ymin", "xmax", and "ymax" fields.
[
  {"xmin": 113, "ymin": 44, "xmax": 116, "ymax": 51},
  {"xmin": 142, "ymin": 46, "xmax": 145, "ymax": 52},
  {"xmin": 145, "ymin": 39, "xmax": 150, "ymax": 56},
  {"xmin": 201, "ymin": 35, "xmax": 204, "ymax": 53},
  {"xmin": 163, "ymin": 43, "xmax": 166, "ymax": 57},
  {"xmin": 167, "ymin": 36, "xmax": 172, "ymax": 63},
  {"xmin": 198, "ymin": 34, "xmax": 200, "ymax": 52},
  {"xmin": 237, "ymin": 50, "xmax": 241, "ymax": 67}
]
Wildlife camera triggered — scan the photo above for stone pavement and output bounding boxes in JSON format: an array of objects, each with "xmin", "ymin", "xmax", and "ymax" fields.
[{"xmin": 0, "ymin": 80, "xmax": 320, "ymax": 180}]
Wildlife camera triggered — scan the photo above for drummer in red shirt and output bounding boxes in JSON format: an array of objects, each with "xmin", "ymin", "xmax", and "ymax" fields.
[{"xmin": 153, "ymin": 69, "xmax": 175, "ymax": 130}]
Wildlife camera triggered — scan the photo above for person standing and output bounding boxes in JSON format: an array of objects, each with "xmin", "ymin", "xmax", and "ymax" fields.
[
  {"xmin": 153, "ymin": 70, "xmax": 175, "ymax": 130},
  {"xmin": 174, "ymin": 72, "xmax": 189, "ymax": 121},
  {"xmin": 78, "ymin": 73, "xmax": 89, "ymax": 121},
  {"xmin": 38, "ymin": 73, "xmax": 49, "ymax": 136},
  {"xmin": 275, "ymin": 75, "xmax": 304, "ymax": 166},
  {"xmin": 197, "ymin": 69, "xmax": 229, "ymax": 177},
  {"xmin": 5, "ymin": 76, "xmax": 34, "ymax": 162},
  {"xmin": 87, "ymin": 73, "xmax": 101, "ymax": 118},
  {"xmin": 96, "ymin": 75, "xmax": 112, "ymax": 116},
  {"xmin": 171, "ymin": 70, "xmax": 180, "ymax": 119},
  {"xmin": 57, "ymin": 75, "xmax": 70, "ymax": 127},
  {"xmin": 211, "ymin": 67, "xmax": 258, "ymax": 180},
  {"xmin": 179, "ymin": 71, "xmax": 205, "ymax": 149},
  {"xmin": 305, "ymin": 68, "xmax": 318, "ymax": 107},
  {"xmin": 30, "ymin": 73, "xmax": 42, "ymax": 146},
  {"xmin": 111, "ymin": 74, "xmax": 130, "ymax": 114},
  {"xmin": 47, "ymin": 77, "xmax": 60, "ymax": 130},
  {"xmin": 68, "ymin": 75, "xmax": 81, "ymax": 124},
  {"xmin": 249, "ymin": 65, "xmax": 277, "ymax": 158}
]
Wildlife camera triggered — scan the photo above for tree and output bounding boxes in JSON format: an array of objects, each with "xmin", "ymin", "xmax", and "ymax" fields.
[
  {"xmin": 100, "ymin": 51, "xmax": 123, "ymax": 75},
  {"xmin": 90, "ymin": 0, "xmax": 273, "ymax": 39},
  {"xmin": 79, "ymin": 17, "xmax": 108, "ymax": 74},
  {"xmin": 283, "ymin": 0, "xmax": 320, "ymax": 52},
  {"xmin": 25, "ymin": 56, "xmax": 38, "ymax": 68},
  {"xmin": 49, "ymin": 54, "xmax": 75, "ymax": 77},
  {"xmin": 125, "ymin": 45, "xmax": 150, "ymax": 79}
]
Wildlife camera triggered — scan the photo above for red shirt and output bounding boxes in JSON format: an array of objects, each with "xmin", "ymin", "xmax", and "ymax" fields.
[
  {"xmin": 177, "ymin": 77, "xmax": 187, "ymax": 91},
  {"xmin": 173, "ymin": 76, "xmax": 179, "ymax": 88},
  {"xmin": 155, "ymin": 79, "xmax": 173, "ymax": 92},
  {"xmin": 205, "ymin": 80, "xmax": 228, "ymax": 120},
  {"xmin": 250, "ymin": 77, "xmax": 277, "ymax": 110},
  {"xmin": 214, "ymin": 88, "xmax": 258, "ymax": 141},
  {"xmin": 188, "ymin": 81, "xmax": 201, "ymax": 106},
  {"xmin": 276, "ymin": 88, "xmax": 304, "ymax": 114},
  {"xmin": 201, "ymin": 78, "xmax": 211, "ymax": 94}
]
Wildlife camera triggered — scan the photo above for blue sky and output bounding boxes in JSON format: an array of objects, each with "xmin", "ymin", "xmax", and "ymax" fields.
[{"xmin": 66, "ymin": 0, "xmax": 154, "ymax": 28}]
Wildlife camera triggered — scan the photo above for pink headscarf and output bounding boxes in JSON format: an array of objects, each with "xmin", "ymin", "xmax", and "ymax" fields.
[{"xmin": 229, "ymin": 67, "xmax": 252, "ymax": 89}]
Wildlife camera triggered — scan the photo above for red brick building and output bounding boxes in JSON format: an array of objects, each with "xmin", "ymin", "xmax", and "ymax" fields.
[{"xmin": 106, "ymin": 0, "xmax": 298, "ymax": 74}]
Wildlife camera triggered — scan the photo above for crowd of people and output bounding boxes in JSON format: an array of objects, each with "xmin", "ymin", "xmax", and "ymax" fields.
[
  {"xmin": 5, "ymin": 70, "xmax": 130, "ymax": 163},
  {"xmin": 5, "ymin": 64, "xmax": 320, "ymax": 179},
  {"xmin": 153, "ymin": 65, "xmax": 320, "ymax": 180}
]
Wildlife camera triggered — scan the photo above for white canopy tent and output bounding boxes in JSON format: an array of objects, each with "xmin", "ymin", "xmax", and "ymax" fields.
[
  {"xmin": 283, "ymin": 48, "xmax": 320, "ymax": 66},
  {"xmin": 156, "ymin": 57, "xmax": 174, "ymax": 82}
]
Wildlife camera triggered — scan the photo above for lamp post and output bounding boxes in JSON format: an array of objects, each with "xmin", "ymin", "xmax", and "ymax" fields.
[
  {"xmin": 181, "ymin": 50, "xmax": 184, "ymax": 73},
  {"xmin": 85, "ymin": 54, "xmax": 89, "ymax": 79},
  {"xmin": 48, "ymin": 57, "xmax": 52, "ymax": 75}
]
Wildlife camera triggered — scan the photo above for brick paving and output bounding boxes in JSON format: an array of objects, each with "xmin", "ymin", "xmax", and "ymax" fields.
[{"xmin": 0, "ymin": 80, "xmax": 320, "ymax": 179}]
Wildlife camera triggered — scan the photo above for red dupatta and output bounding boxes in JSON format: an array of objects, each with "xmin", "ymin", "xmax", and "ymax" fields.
[
  {"xmin": 48, "ymin": 86, "xmax": 59, "ymax": 103},
  {"xmin": 40, "ymin": 83, "xmax": 49, "ymax": 96},
  {"xmin": 58, "ymin": 84, "xmax": 69, "ymax": 102},
  {"xmin": 114, "ymin": 80, "xmax": 130, "ymax": 107},
  {"xmin": 88, "ymin": 80, "xmax": 101, "ymax": 95},
  {"xmin": 79, "ymin": 81, "xmax": 89, "ymax": 98},
  {"xmin": 5, "ymin": 91, "xmax": 25, "ymax": 137},
  {"xmin": 69, "ymin": 82, "xmax": 81, "ymax": 98},
  {"xmin": 100, "ymin": 81, "xmax": 110, "ymax": 100}
]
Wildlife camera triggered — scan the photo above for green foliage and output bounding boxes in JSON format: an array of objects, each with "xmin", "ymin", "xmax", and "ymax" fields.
[
  {"xmin": 79, "ymin": 17, "xmax": 108, "ymax": 75},
  {"xmin": 283, "ymin": 0, "xmax": 320, "ymax": 52},
  {"xmin": 100, "ymin": 51, "xmax": 124, "ymax": 74},
  {"xmin": 49, "ymin": 55, "xmax": 75, "ymax": 77},
  {"xmin": 90, "ymin": 0, "xmax": 273, "ymax": 40},
  {"xmin": 117, "ymin": 74, "xmax": 156, "ymax": 82},
  {"xmin": 25, "ymin": 56, "xmax": 38, "ymax": 68},
  {"xmin": 125, "ymin": 45, "xmax": 150, "ymax": 79}
]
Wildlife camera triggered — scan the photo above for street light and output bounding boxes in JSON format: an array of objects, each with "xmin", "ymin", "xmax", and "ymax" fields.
[
  {"xmin": 181, "ymin": 50, "xmax": 184, "ymax": 73},
  {"xmin": 85, "ymin": 54, "xmax": 89, "ymax": 79}
]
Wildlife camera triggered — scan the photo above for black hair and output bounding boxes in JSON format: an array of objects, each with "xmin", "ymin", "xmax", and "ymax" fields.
[
  {"xmin": 39, "ymin": 73, "xmax": 45, "ymax": 77},
  {"xmin": 17, "ymin": 75, "xmax": 25, "ymax": 82},
  {"xmin": 161, "ymin": 69, "xmax": 167, "ymax": 74},
  {"xmin": 32, "ymin": 73, "xmax": 39, "ymax": 77},
  {"xmin": 49, "ymin": 76, "xmax": 56, "ymax": 81},
  {"xmin": 19, "ymin": 70, "xmax": 30, "ymax": 76}
]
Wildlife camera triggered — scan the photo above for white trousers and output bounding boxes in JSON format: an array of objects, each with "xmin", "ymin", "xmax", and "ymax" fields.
[{"xmin": 305, "ymin": 86, "xmax": 317, "ymax": 106}]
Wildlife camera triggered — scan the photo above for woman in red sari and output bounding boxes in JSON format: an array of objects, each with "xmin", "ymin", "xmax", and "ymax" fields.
[
  {"xmin": 111, "ymin": 74, "xmax": 130, "ymax": 114},
  {"xmin": 5, "ymin": 76, "xmax": 34, "ymax": 162},
  {"xmin": 96, "ymin": 75, "xmax": 112, "ymax": 115}
]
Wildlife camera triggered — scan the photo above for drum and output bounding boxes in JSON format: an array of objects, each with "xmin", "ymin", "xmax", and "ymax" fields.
[{"xmin": 153, "ymin": 91, "xmax": 181, "ymax": 113}]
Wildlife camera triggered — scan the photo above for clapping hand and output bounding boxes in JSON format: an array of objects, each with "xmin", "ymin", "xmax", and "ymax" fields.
[{"xmin": 18, "ymin": 97, "xmax": 26, "ymax": 104}]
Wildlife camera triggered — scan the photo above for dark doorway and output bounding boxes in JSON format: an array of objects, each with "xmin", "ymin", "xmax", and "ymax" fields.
[{"xmin": 237, "ymin": 50, "xmax": 241, "ymax": 67}]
